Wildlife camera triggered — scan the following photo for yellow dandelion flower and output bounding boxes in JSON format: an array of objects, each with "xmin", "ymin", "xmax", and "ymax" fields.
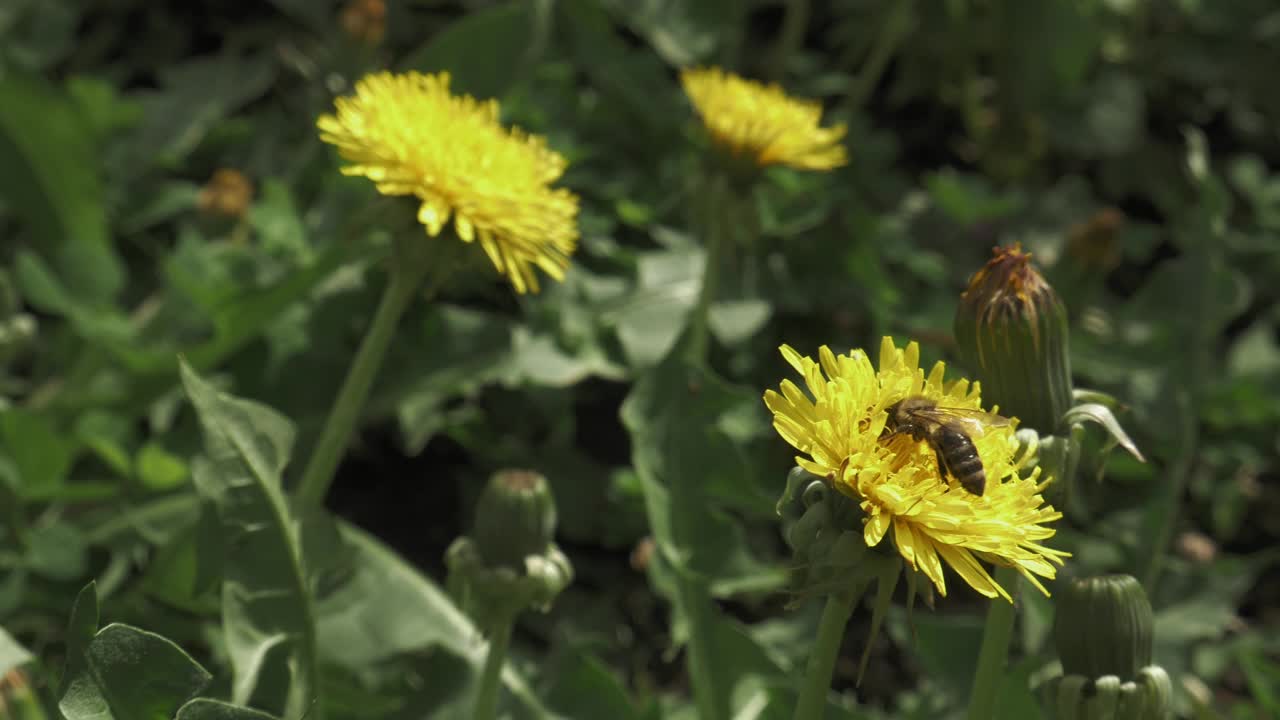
[
  {"xmin": 680, "ymin": 67, "xmax": 847, "ymax": 171},
  {"xmin": 317, "ymin": 71, "xmax": 579, "ymax": 294},
  {"xmin": 763, "ymin": 337, "xmax": 1069, "ymax": 601}
]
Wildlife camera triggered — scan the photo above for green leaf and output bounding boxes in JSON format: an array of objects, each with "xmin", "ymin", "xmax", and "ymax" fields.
[
  {"xmin": 557, "ymin": 0, "xmax": 685, "ymax": 141},
  {"xmin": 0, "ymin": 407, "xmax": 78, "ymax": 498},
  {"xmin": 141, "ymin": 519, "xmax": 220, "ymax": 614},
  {"xmin": 61, "ymin": 623, "xmax": 212, "ymax": 720},
  {"xmin": 0, "ymin": 625, "xmax": 34, "ymax": 676},
  {"xmin": 994, "ymin": 656, "xmax": 1046, "ymax": 720},
  {"xmin": 264, "ymin": 0, "xmax": 330, "ymax": 31},
  {"xmin": 58, "ymin": 581, "xmax": 100, "ymax": 705},
  {"xmin": 620, "ymin": 355, "xmax": 782, "ymax": 590},
  {"xmin": 89, "ymin": 624, "xmax": 212, "ymax": 719},
  {"xmin": 611, "ymin": 247, "xmax": 702, "ymax": 368},
  {"xmin": 620, "ymin": 347, "xmax": 784, "ymax": 719},
  {"xmin": 391, "ymin": 305, "xmax": 517, "ymax": 453},
  {"xmin": 707, "ymin": 299, "xmax": 771, "ymax": 346},
  {"xmin": 401, "ymin": 1, "xmax": 538, "ymax": 99},
  {"xmin": 65, "ymin": 582, "xmax": 99, "ymax": 664},
  {"xmin": 136, "ymin": 442, "xmax": 190, "ymax": 492},
  {"xmin": 123, "ymin": 53, "xmax": 276, "ymax": 168},
  {"xmin": 1236, "ymin": 646, "xmax": 1280, "ymax": 717},
  {"xmin": 181, "ymin": 240, "xmax": 351, "ymax": 373},
  {"xmin": 179, "ymin": 361, "xmax": 316, "ymax": 719},
  {"xmin": 12, "ymin": 250, "xmax": 134, "ymax": 349},
  {"xmin": 543, "ymin": 647, "xmax": 640, "ymax": 720},
  {"xmin": 889, "ymin": 611, "xmax": 984, "ymax": 701},
  {"xmin": 175, "ymin": 698, "xmax": 282, "ymax": 720},
  {"xmin": 76, "ymin": 410, "xmax": 134, "ymax": 480},
  {"xmin": 24, "ymin": 522, "xmax": 88, "ymax": 580},
  {"xmin": 249, "ymin": 180, "xmax": 310, "ymax": 262},
  {"xmin": 996, "ymin": 0, "xmax": 1096, "ymax": 107},
  {"xmin": 597, "ymin": 0, "xmax": 736, "ymax": 66},
  {"xmin": 1063, "ymin": 402, "xmax": 1145, "ymax": 462},
  {"xmin": 0, "ymin": 68, "xmax": 122, "ymax": 303},
  {"xmin": 316, "ymin": 522, "xmax": 554, "ymax": 719},
  {"xmin": 925, "ymin": 169, "xmax": 1023, "ymax": 226}
]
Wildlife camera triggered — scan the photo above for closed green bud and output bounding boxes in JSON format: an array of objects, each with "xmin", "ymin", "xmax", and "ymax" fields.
[
  {"xmin": 447, "ymin": 470, "xmax": 572, "ymax": 627},
  {"xmin": 1053, "ymin": 575, "xmax": 1153, "ymax": 681},
  {"xmin": 956, "ymin": 244, "xmax": 1072, "ymax": 434},
  {"xmin": 777, "ymin": 467, "xmax": 876, "ymax": 594},
  {"xmin": 473, "ymin": 470, "xmax": 557, "ymax": 570}
]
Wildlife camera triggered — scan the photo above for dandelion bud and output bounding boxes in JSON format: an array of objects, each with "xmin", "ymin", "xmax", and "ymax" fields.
[
  {"xmin": 473, "ymin": 470, "xmax": 557, "ymax": 570},
  {"xmin": 446, "ymin": 470, "xmax": 572, "ymax": 626},
  {"xmin": 955, "ymin": 244, "xmax": 1072, "ymax": 434},
  {"xmin": 1053, "ymin": 575, "xmax": 1153, "ymax": 681},
  {"xmin": 196, "ymin": 168, "xmax": 254, "ymax": 219}
]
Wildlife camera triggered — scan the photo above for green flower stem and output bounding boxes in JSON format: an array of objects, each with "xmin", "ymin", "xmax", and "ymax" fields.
[
  {"xmin": 793, "ymin": 585, "xmax": 863, "ymax": 720},
  {"xmin": 966, "ymin": 566, "xmax": 1021, "ymax": 720},
  {"xmin": 685, "ymin": 172, "xmax": 729, "ymax": 364},
  {"xmin": 295, "ymin": 253, "xmax": 431, "ymax": 507},
  {"xmin": 770, "ymin": 0, "xmax": 810, "ymax": 80},
  {"xmin": 845, "ymin": 0, "xmax": 914, "ymax": 110},
  {"xmin": 679, "ymin": 575, "xmax": 729, "ymax": 720},
  {"xmin": 473, "ymin": 616, "xmax": 515, "ymax": 720}
]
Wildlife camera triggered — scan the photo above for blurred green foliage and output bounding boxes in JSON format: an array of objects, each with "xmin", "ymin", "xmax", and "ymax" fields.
[{"xmin": 1, "ymin": 0, "xmax": 1278, "ymax": 718}]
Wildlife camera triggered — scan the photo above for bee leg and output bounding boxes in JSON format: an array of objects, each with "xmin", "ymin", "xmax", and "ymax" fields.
[{"xmin": 934, "ymin": 448, "xmax": 951, "ymax": 486}]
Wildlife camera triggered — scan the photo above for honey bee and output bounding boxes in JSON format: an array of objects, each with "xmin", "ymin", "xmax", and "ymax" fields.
[{"xmin": 881, "ymin": 396, "xmax": 1011, "ymax": 496}]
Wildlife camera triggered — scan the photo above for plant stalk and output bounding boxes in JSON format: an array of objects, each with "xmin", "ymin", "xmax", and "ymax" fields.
[
  {"xmin": 770, "ymin": 0, "xmax": 811, "ymax": 80},
  {"xmin": 846, "ymin": 0, "xmax": 914, "ymax": 110},
  {"xmin": 793, "ymin": 587, "xmax": 860, "ymax": 720},
  {"xmin": 294, "ymin": 256, "xmax": 429, "ymax": 507},
  {"xmin": 679, "ymin": 574, "xmax": 729, "ymax": 720},
  {"xmin": 685, "ymin": 172, "xmax": 729, "ymax": 364},
  {"xmin": 965, "ymin": 566, "xmax": 1021, "ymax": 720},
  {"xmin": 473, "ymin": 617, "xmax": 515, "ymax": 720}
]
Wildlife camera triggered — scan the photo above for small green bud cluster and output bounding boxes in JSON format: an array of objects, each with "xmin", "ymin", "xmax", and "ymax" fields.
[
  {"xmin": 446, "ymin": 470, "xmax": 573, "ymax": 629},
  {"xmin": 778, "ymin": 468, "xmax": 876, "ymax": 597},
  {"xmin": 776, "ymin": 467, "xmax": 910, "ymax": 688}
]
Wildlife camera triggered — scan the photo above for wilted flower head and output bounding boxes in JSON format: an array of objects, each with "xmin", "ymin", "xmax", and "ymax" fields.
[
  {"xmin": 680, "ymin": 67, "xmax": 847, "ymax": 171},
  {"xmin": 1066, "ymin": 208, "xmax": 1125, "ymax": 273},
  {"xmin": 340, "ymin": 0, "xmax": 386, "ymax": 45},
  {"xmin": 956, "ymin": 244, "xmax": 1072, "ymax": 433},
  {"xmin": 197, "ymin": 168, "xmax": 254, "ymax": 218},
  {"xmin": 317, "ymin": 71, "xmax": 579, "ymax": 294},
  {"xmin": 763, "ymin": 337, "xmax": 1068, "ymax": 601}
]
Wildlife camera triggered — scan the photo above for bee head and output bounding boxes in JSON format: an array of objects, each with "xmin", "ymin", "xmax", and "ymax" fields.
[{"xmin": 882, "ymin": 399, "xmax": 905, "ymax": 435}]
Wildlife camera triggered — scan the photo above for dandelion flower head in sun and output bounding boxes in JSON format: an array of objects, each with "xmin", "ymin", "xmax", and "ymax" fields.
[
  {"xmin": 680, "ymin": 67, "xmax": 847, "ymax": 171},
  {"xmin": 317, "ymin": 71, "xmax": 579, "ymax": 294},
  {"xmin": 763, "ymin": 338, "xmax": 1068, "ymax": 601}
]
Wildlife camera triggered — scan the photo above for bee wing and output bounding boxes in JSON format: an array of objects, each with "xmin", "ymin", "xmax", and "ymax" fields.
[{"xmin": 910, "ymin": 405, "xmax": 1011, "ymax": 436}]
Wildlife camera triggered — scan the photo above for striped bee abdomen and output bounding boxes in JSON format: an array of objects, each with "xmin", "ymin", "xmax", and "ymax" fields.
[{"xmin": 937, "ymin": 425, "xmax": 986, "ymax": 495}]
